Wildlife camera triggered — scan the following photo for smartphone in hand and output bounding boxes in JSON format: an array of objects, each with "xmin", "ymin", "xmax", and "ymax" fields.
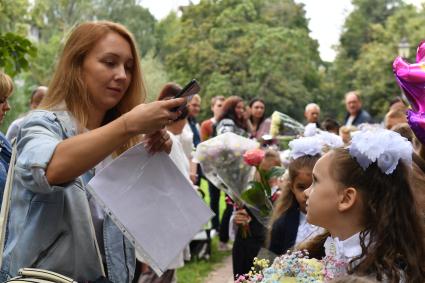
[{"xmin": 171, "ymin": 79, "xmax": 201, "ymax": 112}]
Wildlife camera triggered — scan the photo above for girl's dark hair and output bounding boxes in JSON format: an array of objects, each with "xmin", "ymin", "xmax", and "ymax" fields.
[
  {"xmin": 249, "ymin": 98, "xmax": 266, "ymax": 130},
  {"xmin": 321, "ymin": 117, "xmax": 340, "ymax": 133},
  {"xmin": 389, "ymin": 96, "xmax": 407, "ymax": 107},
  {"xmin": 217, "ymin": 95, "xmax": 247, "ymax": 130},
  {"xmin": 157, "ymin": 83, "xmax": 188, "ymax": 121},
  {"xmin": 303, "ymin": 148, "xmax": 425, "ymax": 282},
  {"xmin": 270, "ymin": 154, "xmax": 320, "ymax": 226}
]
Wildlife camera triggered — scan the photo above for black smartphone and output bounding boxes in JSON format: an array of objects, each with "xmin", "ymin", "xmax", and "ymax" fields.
[{"xmin": 171, "ymin": 79, "xmax": 201, "ymax": 112}]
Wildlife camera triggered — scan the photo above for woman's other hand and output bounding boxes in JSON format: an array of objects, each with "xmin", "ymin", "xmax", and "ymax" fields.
[{"xmin": 144, "ymin": 129, "xmax": 172, "ymax": 154}]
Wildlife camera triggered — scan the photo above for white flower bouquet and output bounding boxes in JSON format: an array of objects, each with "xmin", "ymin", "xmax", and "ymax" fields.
[{"xmin": 195, "ymin": 132, "xmax": 274, "ymax": 227}]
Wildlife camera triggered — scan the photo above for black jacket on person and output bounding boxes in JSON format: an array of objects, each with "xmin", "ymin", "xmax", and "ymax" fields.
[
  {"xmin": 232, "ymin": 208, "xmax": 266, "ymax": 278},
  {"xmin": 344, "ymin": 109, "xmax": 373, "ymax": 126},
  {"xmin": 268, "ymin": 203, "xmax": 300, "ymax": 256}
]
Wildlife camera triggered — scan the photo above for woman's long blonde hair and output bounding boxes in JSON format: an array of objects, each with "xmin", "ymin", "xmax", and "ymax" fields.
[
  {"xmin": 0, "ymin": 72, "xmax": 14, "ymax": 97},
  {"xmin": 40, "ymin": 21, "xmax": 145, "ymax": 155}
]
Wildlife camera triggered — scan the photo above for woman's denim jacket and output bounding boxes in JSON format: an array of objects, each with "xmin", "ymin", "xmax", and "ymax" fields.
[{"xmin": 0, "ymin": 110, "xmax": 135, "ymax": 282}]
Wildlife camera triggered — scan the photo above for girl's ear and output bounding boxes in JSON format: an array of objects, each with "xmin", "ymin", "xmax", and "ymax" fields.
[
  {"xmin": 337, "ymin": 187, "xmax": 358, "ymax": 212},
  {"xmin": 288, "ymin": 181, "xmax": 295, "ymax": 193}
]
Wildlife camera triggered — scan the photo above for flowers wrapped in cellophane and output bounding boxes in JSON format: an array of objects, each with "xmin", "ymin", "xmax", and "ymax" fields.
[
  {"xmin": 240, "ymin": 148, "xmax": 284, "ymax": 219},
  {"xmin": 235, "ymin": 250, "xmax": 348, "ymax": 283},
  {"xmin": 269, "ymin": 111, "xmax": 305, "ymax": 138},
  {"xmin": 194, "ymin": 132, "xmax": 271, "ymax": 226}
]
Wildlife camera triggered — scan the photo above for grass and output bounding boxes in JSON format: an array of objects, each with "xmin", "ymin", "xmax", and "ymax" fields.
[
  {"xmin": 176, "ymin": 179, "xmax": 231, "ymax": 283},
  {"xmin": 176, "ymin": 237, "xmax": 231, "ymax": 283}
]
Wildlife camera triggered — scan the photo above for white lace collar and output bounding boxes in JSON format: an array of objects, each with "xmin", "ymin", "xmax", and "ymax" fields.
[
  {"xmin": 295, "ymin": 212, "xmax": 324, "ymax": 245},
  {"xmin": 324, "ymin": 232, "xmax": 365, "ymax": 260}
]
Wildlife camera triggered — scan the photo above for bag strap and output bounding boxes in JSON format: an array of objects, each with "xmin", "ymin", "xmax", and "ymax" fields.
[
  {"xmin": 19, "ymin": 268, "xmax": 75, "ymax": 283},
  {"xmin": 51, "ymin": 111, "xmax": 105, "ymax": 277},
  {"xmin": 0, "ymin": 138, "xmax": 17, "ymax": 268}
]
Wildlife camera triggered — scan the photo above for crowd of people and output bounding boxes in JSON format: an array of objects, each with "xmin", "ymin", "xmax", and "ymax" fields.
[{"xmin": 0, "ymin": 20, "xmax": 423, "ymax": 283}]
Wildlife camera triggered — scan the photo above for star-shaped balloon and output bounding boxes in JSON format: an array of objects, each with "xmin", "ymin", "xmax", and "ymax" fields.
[{"xmin": 393, "ymin": 41, "xmax": 425, "ymax": 144}]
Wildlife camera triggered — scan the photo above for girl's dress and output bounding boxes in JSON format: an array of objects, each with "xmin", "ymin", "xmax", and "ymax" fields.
[{"xmin": 269, "ymin": 203, "xmax": 323, "ymax": 256}]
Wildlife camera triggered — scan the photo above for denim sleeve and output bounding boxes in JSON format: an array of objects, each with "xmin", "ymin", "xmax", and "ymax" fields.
[{"xmin": 14, "ymin": 110, "xmax": 68, "ymax": 194}]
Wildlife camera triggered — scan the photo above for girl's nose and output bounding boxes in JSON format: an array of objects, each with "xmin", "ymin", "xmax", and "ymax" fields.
[
  {"xmin": 3, "ymin": 100, "xmax": 10, "ymax": 112},
  {"xmin": 304, "ymin": 186, "xmax": 311, "ymax": 197}
]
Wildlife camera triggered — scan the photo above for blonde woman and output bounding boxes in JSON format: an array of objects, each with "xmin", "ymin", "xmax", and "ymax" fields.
[
  {"xmin": 0, "ymin": 72, "xmax": 13, "ymax": 205},
  {"xmin": 0, "ymin": 22, "xmax": 185, "ymax": 282}
]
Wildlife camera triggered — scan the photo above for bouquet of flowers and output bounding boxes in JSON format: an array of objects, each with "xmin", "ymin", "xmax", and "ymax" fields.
[
  {"xmin": 195, "ymin": 132, "xmax": 258, "ymax": 199},
  {"xmin": 195, "ymin": 133, "xmax": 283, "ymax": 230},
  {"xmin": 270, "ymin": 111, "xmax": 305, "ymax": 138},
  {"xmin": 235, "ymin": 250, "xmax": 348, "ymax": 283},
  {"xmin": 240, "ymin": 148, "xmax": 285, "ymax": 218}
]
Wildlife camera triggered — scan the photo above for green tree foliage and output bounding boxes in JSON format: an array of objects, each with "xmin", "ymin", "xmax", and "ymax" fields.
[
  {"xmin": 161, "ymin": 0, "xmax": 321, "ymax": 121},
  {"xmin": 154, "ymin": 12, "xmax": 181, "ymax": 62},
  {"xmin": 0, "ymin": 0, "xmax": 36, "ymax": 77},
  {"xmin": 339, "ymin": 0, "xmax": 402, "ymax": 61},
  {"xmin": 351, "ymin": 4, "xmax": 425, "ymax": 117},
  {"xmin": 30, "ymin": 0, "xmax": 96, "ymax": 42},
  {"xmin": 0, "ymin": 0, "xmax": 36, "ymax": 133},
  {"xmin": 26, "ymin": 33, "xmax": 62, "ymax": 85},
  {"xmin": 141, "ymin": 52, "xmax": 169, "ymax": 102},
  {"xmin": 325, "ymin": 0, "xmax": 414, "ymax": 120},
  {"xmin": 0, "ymin": 0, "xmax": 30, "ymax": 34},
  {"xmin": 27, "ymin": 0, "xmax": 157, "ymax": 86},
  {"xmin": 94, "ymin": 0, "xmax": 157, "ymax": 57},
  {"xmin": 0, "ymin": 33, "xmax": 36, "ymax": 76}
]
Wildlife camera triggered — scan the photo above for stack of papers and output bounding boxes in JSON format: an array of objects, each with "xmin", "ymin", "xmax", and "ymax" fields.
[{"xmin": 88, "ymin": 143, "xmax": 213, "ymax": 275}]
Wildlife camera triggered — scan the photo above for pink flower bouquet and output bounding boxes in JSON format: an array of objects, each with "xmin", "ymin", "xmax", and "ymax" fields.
[{"xmin": 240, "ymin": 149, "xmax": 284, "ymax": 218}]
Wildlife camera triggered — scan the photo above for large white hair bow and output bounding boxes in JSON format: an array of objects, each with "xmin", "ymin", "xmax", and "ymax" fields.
[
  {"xmin": 289, "ymin": 132, "xmax": 344, "ymax": 160},
  {"xmin": 349, "ymin": 129, "xmax": 412, "ymax": 174}
]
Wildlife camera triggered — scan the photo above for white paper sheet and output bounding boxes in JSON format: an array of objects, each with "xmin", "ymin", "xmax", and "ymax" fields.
[{"xmin": 87, "ymin": 142, "xmax": 214, "ymax": 275}]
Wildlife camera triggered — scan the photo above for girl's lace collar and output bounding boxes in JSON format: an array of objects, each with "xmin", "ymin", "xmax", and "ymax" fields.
[{"xmin": 324, "ymin": 232, "xmax": 366, "ymax": 260}]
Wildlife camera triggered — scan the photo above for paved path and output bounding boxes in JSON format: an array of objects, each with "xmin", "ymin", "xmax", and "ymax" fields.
[{"xmin": 204, "ymin": 255, "xmax": 234, "ymax": 283}]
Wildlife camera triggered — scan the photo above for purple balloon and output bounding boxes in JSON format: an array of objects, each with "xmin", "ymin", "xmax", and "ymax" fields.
[
  {"xmin": 393, "ymin": 41, "xmax": 425, "ymax": 144},
  {"xmin": 407, "ymin": 110, "xmax": 425, "ymax": 143},
  {"xmin": 416, "ymin": 41, "xmax": 425, "ymax": 63}
]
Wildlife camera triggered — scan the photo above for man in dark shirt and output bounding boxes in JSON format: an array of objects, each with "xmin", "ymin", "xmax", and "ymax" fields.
[{"xmin": 344, "ymin": 91, "xmax": 373, "ymax": 126}]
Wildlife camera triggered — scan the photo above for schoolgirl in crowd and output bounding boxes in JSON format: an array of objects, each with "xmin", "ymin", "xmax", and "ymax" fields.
[
  {"xmin": 303, "ymin": 129, "xmax": 425, "ymax": 282},
  {"xmin": 268, "ymin": 136, "xmax": 324, "ymax": 256}
]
